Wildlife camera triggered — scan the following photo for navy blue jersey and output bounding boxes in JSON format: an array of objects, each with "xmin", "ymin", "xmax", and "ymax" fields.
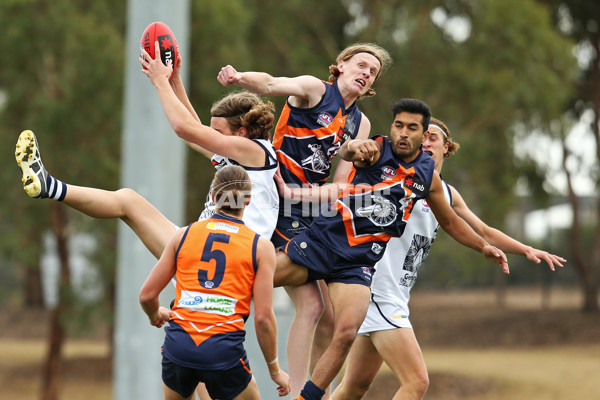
[
  {"xmin": 273, "ymin": 80, "xmax": 363, "ymax": 187},
  {"xmin": 310, "ymin": 135, "xmax": 435, "ymax": 265}
]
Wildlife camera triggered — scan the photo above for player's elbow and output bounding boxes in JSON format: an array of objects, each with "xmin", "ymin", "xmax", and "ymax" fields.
[
  {"xmin": 260, "ymin": 80, "xmax": 278, "ymax": 96},
  {"xmin": 171, "ymin": 119, "xmax": 190, "ymax": 140},
  {"xmin": 438, "ymin": 217, "xmax": 456, "ymax": 234},
  {"xmin": 254, "ymin": 310, "xmax": 276, "ymax": 331},
  {"xmin": 138, "ymin": 289, "xmax": 153, "ymax": 308}
]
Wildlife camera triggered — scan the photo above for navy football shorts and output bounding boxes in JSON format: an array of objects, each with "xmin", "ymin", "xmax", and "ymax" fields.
[
  {"xmin": 284, "ymin": 228, "xmax": 375, "ymax": 287},
  {"xmin": 162, "ymin": 353, "xmax": 253, "ymax": 400},
  {"xmin": 271, "ymin": 214, "xmax": 313, "ymax": 249}
]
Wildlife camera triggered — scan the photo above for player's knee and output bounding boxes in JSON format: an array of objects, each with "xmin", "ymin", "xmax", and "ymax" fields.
[
  {"xmin": 295, "ymin": 296, "xmax": 324, "ymax": 324},
  {"xmin": 335, "ymin": 379, "xmax": 370, "ymax": 400},
  {"xmin": 351, "ymin": 380, "xmax": 372, "ymax": 398},
  {"xmin": 404, "ymin": 372, "xmax": 429, "ymax": 398},
  {"xmin": 332, "ymin": 325, "xmax": 359, "ymax": 350},
  {"xmin": 416, "ymin": 372, "xmax": 430, "ymax": 396}
]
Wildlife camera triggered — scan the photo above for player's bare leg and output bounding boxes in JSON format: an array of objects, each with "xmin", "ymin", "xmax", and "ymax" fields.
[
  {"xmin": 285, "ymin": 281, "xmax": 325, "ymax": 398},
  {"xmin": 310, "ymin": 280, "xmax": 334, "ymax": 398},
  {"xmin": 331, "ymin": 336, "xmax": 384, "ymax": 400},
  {"xmin": 306, "ymin": 282, "xmax": 370, "ymax": 394},
  {"xmin": 62, "ymin": 185, "xmax": 176, "ymax": 258},
  {"xmin": 16, "ymin": 129, "xmax": 176, "ymax": 259},
  {"xmin": 195, "ymin": 382, "xmax": 212, "ymax": 400},
  {"xmin": 274, "ymin": 252, "xmax": 309, "ymax": 287},
  {"xmin": 371, "ymin": 328, "xmax": 429, "ymax": 400}
]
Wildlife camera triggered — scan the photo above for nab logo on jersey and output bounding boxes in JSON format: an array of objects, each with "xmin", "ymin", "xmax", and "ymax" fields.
[
  {"xmin": 381, "ymin": 166, "xmax": 397, "ymax": 178},
  {"xmin": 337, "ymin": 128, "xmax": 351, "ymax": 142},
  {"xmin": 212, "ymin": 159, "xmax": 228, "ymax": 169},
  {"xmin": 317, "ymin": 112, "xmax": 333, "ymax": 127},
  {"xmin": 404, "ymin": 175, "xmax": 426, "ymax": 196}
]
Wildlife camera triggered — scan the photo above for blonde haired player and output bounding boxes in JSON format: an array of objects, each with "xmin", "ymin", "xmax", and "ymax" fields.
[{"xmin": 217, "ymin": 43, "xmax": 392, "ymax": 399}]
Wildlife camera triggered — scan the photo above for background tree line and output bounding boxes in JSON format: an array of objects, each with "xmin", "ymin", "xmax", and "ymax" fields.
[{"xmin": 0, "ymin": 1, "xmax": 597, "ymax": 397}]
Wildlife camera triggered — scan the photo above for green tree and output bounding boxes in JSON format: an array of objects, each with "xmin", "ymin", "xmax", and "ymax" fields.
[
  {"xmin": 0, "ymin": 1, "xmax": 125, "ymax": 398},
  {"xmin": 538, "ymin": 0, "xmax": 600, "ymax": 312},
  {"xmin": 327, "ymin": 0, "xmax": 578, "ymax": 287}
]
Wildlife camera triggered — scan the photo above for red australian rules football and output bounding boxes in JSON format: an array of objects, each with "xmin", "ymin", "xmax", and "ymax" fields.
[{"xmin": 140, "ymin": 22, "xmax": 179, "ymax": 77}]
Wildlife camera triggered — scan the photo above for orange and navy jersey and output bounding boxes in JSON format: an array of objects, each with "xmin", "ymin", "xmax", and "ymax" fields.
[
  {"xmin": 162, "ymin": 214, "xmax": 260, "ymax": 370},
  {"xmin": 310, "ymin": 135, "xmax": 435, "ymax": 265},
  {"xmin": 273, "ymin": 80, "xmax": 363, "ymax": 189}
]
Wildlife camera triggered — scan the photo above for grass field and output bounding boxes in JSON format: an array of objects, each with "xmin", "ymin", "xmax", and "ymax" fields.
[{"xmin": 1, "ymin": 287, "xmax": 598, "ymax": 399}]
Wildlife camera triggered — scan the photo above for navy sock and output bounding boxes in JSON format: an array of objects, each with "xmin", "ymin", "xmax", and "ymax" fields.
[
  {"xmin": 47, "ymin": 174, "xmax": 67, "ymax": 201},
  {"xmin": 299, "ymin": 380, "xmax": 325, "ymax": 400}
]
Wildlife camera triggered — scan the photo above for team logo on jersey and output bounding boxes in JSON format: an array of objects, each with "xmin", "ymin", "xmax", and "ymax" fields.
[
  {"xmin": 212, "ymin": 158, "xmax": 228, "ymax": 169},
  {"xmin": 361, "ymin": 266, "xmax": 373, "ymax": 278},
  {"xmin": 317, "ymin": 112, "xmax": 333, "ymax": 127},
  {"xmin": 204, "ymin": 281, "xmax": 215, "ymax": 289},
  {"xmin": 370, "ymin": 242, "xmax": 384, "ymax": 255},
  {"xmin": 381, "ymin": 166, "xmax": 397, "ymax": 179},
  {"xmin": 337, "ymin": 127, "xmax": 352, "ymax": 143},
  {"xmin": 420, "ymin": 200, "xmax": 431, "ymax": 212},
  {"xmin": 301, "ymin": 143, "xmax": 329, "ymax": 174},
  {"xmin": 402, "ymin": 233, "xmax": 432, "ymax": 275},
  {"xmin": 356, "ymin": 195, "xmax": 398, "ymax": 227},
  {"xmin": 403, "ymin": 175, "xmax": 427, "ymax": 196}
]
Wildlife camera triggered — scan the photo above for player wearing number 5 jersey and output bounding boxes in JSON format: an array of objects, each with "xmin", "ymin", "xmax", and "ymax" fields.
[{"xmin": 140, "ymin": 165, "xmax": 290, "ymax": 400}]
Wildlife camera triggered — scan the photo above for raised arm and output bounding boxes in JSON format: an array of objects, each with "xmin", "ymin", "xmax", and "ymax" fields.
[
  {"xmin": 140, "ymin": 43, "xmax": 265, "ymax": 167},
  {"xmin": 168, "ymin": 55, "xmax": 214, "ymax": 158},
  {"xmin": 138, "ymin": 229, "xmax": 182, "ymax": 328},
  {"xmin": 217, "ymin": 64, "xmax": 326, "ymax": 108},
  {"xmin": 449, "ymin": 185, "xmax": 565, "ymax": 271},
  {"xmin": 253, "ymin": 237, "xmax": 291, "ymax": 397},
  {"xmin": 169, "ymin": 54, "xmax": 201, "ymax": 123},
  {"xmin": 426, "ymin": 172, "xmax": 509, "ymax": 274}
]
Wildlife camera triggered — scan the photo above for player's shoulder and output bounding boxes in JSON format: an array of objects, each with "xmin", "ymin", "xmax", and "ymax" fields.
[{"xmin": 256, "ymin": 235, "xmax": 275, "ymax": 252}]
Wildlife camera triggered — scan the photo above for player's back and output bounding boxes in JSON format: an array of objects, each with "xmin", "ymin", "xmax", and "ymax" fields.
[{"xmin": 163, "ymin": 214, "xmax": 260, "ymax": 370}]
